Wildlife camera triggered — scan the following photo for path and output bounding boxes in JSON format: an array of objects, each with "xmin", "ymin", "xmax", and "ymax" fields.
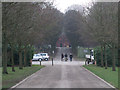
[{"xmin": 14, "ymin": 47, "xmax": 113, "ymax": 88}]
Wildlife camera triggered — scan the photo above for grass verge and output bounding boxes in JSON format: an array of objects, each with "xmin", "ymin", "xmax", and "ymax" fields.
[
  {"xmin": 83, "ymin": 64, "xmax": 118, "ymax": 88},
  {"xmin": 0, "ymin": 67, "xmax": 2, "ymax": 90},
  {"xmin": 2, "ymin": 66, "xmax": 44, "ymax": 89}
]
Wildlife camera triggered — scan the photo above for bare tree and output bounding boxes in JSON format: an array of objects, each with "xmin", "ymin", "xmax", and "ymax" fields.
[{"xmin": 83, "ymin": 2, "xmax": 118, "ymax": 70}]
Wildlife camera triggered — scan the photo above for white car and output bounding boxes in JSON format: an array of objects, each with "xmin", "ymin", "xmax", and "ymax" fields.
[
  {"xmin": 32, "ymin": 53, "xmax": 49, "ymax": 61},
  {"xmin": 38, "ymin": 53, "xmax": 49, "ymax": 61}
]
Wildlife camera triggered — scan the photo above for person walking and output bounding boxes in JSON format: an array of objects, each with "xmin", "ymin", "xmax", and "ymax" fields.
[
  {"xmin": 65, "ymin": 53, "xmax": 68, "ymax": 61},
  {"xmin": 61, "ymin": 53, "xmax": 64, "ymax": 61},
  {"xmin": 69, "ymin": 53, "xmax": 73, "ymax": 61}
]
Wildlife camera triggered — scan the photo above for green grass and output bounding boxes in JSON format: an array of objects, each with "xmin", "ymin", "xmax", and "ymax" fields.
[
  {"xmin": 83, "ymin": 65, "xmax": 118, "ymax": 88},
  {"xmin": 2, "ymin": 66, "xmax": 44, "ymax": 89},
  {"xmin": 0, "ymin": 68, "xmax": 2, "ymax": 90}
]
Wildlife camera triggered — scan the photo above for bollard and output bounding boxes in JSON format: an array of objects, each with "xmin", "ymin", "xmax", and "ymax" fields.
[
  {"xmin": 40, "ymin": 60, "xmax": 41, "ymax": 66},
  {"xmin": 52, "ymin": 58, "xmax": 53, "ymax": 66},
  {"xmin": 95, "ymin": 60, "xmax": 96, "ymax": 65},
  {"xmin": 85, "ymin": 60, "xmax": 88, "ymax": 65}
]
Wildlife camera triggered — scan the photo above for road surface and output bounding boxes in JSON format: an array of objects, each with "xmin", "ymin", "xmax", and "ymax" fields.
[{"xmin": 15, "ymin": 47, "xmax": 113, "ymax": 88}]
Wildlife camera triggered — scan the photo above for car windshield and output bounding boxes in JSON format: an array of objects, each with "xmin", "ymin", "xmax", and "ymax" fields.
[
  {"xmin": 42, "ymin": 54, "xmax": 46, "ymax": 56},
  {"xmin": 38, "ymin": 53, "xmax": 48, "ymax": 56},
  {"xmin": 34, "ymin": 54, "xmax": 40, "ymax": 57}
]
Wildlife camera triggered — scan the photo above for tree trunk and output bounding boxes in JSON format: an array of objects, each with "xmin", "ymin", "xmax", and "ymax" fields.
[
  {"xmin": 11, "ymin": 46, "xmax": 15, "ymax": 72},
  {"xmin": 24, "ymin": 49, "xmax": 27, "ymax": 67},
  {"xmin": 19, "ymin": 50, "xmax": 23, "ymax": 69},
  {"xmin": 112, "ymin": 44, "xmax": 116, "ymax": 71},
  {"xmin": 94, "ymin": 51, "xmax": 97, "ymax": 65},
  {"xmin": 101, "ymin": 45, "xmax": 104, "ymax": 67},
  {"xmin": 30, "ymin": 46, "xmax": 33, "ymax": 67},
  {"xmin": 3, "ymin": 38, "xmax": 8, "ymax": 74},
  {"xmin": 104, "ymin": 44, "xmax": 107, "ymax": 69}
]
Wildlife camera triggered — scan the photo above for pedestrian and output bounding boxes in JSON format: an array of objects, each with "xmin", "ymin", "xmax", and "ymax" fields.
[
  {"xmin": 61, "ymin": 53, "xmax": 64, "ymax": 61},
  {"xmin": 65, "ymin": 53, "xmax": 68, "ymax": 61},
  {"xmin": 69, "ymin": 53, "xmax": 73, "ymax": 61}
]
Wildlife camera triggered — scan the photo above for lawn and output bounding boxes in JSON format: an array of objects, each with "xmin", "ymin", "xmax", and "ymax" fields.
[
  {"xmin": 2, "ymin": 66, "xmax": 44, "ymax": 89},
  {"xmin": 0, "ymin": 67, "xmax": 2, "ymax": 90},
  {"xmin": 83, "ymin": 65, "xmax": 118, "ymax": 88}
]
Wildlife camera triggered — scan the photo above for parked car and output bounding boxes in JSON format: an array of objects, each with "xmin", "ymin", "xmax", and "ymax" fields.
[
  {"xmin": 32, "ymin": 54, "xmax": 41, "ymax": 61},
  {"xmin": 32, "ymin": 53, "xmax": 49, "ymax": 61}
]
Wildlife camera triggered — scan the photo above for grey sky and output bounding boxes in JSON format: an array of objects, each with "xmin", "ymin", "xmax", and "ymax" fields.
[
  {"xmin": 53, "ymin": 0, "xmax": 120, "ymax": 13},
  {"xmin": 53, "ymin": 0, "xmax": 92, "ymax": 13}
]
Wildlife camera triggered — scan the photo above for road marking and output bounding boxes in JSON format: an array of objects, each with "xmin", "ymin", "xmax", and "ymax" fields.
[{"xmin": 82, "ymin": 66, "xmax": 115, "ymax": 88}]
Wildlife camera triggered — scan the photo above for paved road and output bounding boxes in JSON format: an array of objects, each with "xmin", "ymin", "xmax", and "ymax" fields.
[{"xmin": 15, "ymin": 47, "xmax": 112, "ymax": 88}]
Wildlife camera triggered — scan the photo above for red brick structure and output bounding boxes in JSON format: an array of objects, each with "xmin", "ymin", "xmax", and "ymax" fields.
[{"xmin": 56, "ymin": 34, "xmax": 70, "ymax": 47}]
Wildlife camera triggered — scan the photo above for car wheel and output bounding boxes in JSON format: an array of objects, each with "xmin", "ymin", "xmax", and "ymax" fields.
[
  {"xmin": 45, "ymin": 58, "xmax": 48, "ymax": 61},
  {"xmin": 39, "ymin": 58, "xmax": 42, "ymax": 61}
]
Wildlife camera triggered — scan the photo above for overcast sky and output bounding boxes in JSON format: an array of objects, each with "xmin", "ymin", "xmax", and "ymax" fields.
[{"xmin": 53, "ymin": 0, "xmax": 92, "ymax": 13}]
